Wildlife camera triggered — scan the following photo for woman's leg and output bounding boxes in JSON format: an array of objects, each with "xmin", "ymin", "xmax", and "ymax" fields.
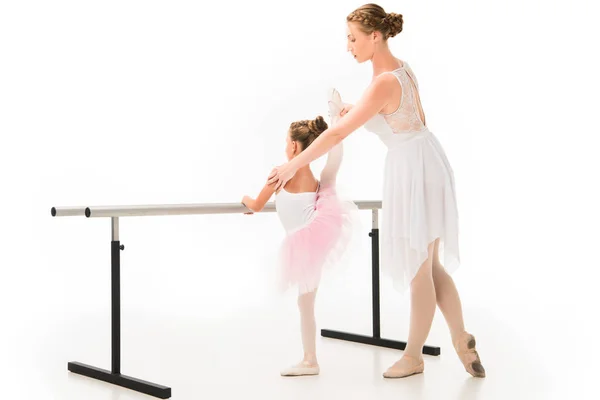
[
  {"xmin": 384, "ymin": 240, "xmax": 437, "ymax": 378},
  {"xmin": 431, "ymin": 238, "xmax": 465, "ymax": 343},
  {"xmin": 431, "ymin": 239, "xmax": 485, "ymax": 377},
  {"xmin": 404, "ymin": 239, "xmax": 438, "ymax": 358}
]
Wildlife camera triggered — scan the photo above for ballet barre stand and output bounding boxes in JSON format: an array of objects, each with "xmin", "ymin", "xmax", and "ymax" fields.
[{"xmin": 50, "ymin": 201, "xmax": 440, "ymax": 399}]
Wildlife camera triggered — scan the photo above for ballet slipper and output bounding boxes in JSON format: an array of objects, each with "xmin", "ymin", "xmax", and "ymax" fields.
[
  {"xmin": 454, "ymin": 331, "xmax": 486, "ymax": 378},
  {"xmin": 280, "ymin": 360, "xmax": 320, "ymax": 377},
  {"xmin": 327, "ymin": 88, "xmax": 343, "ymax": 123},
  {"xmin": 383, "ymin": 355, "xmax": 424, "ymax": 379}
]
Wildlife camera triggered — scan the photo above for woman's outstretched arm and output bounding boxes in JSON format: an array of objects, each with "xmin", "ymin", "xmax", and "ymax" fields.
[{"xmin": 267, "ymin": 74, "xmax": 396, "ymax": 189}]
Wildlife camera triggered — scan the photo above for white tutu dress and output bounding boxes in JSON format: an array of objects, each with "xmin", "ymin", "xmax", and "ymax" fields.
[{"xmin": 363, "ymin": 60, "xmax": 460, "ymax": 293}]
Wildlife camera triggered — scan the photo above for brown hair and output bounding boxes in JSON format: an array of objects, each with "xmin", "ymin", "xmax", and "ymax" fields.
[
  {"xmin": 347, "ymin": 3, "xmax": 403, "ymax": 40},
  {"xmin": 289, "ymin": 116, "xmax": 328, "ymax": 151}
]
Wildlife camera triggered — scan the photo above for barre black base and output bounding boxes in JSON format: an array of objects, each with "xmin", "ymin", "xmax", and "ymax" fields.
[
  {"xmin": 321, "ymin": 329, "xmax": 441, "ymax": 356},
  {"xmin": 66, "ymin": 235, "xmax": 171, "ymax": 398},
  {"xmin": 68, "ymin": 362, "xmax": 171, "ymax": 399}
]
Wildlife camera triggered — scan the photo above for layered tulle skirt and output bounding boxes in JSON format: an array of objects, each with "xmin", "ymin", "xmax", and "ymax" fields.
[{"xmin": 278, "ymin": 183, "xmax": 359, "ymax": 294}]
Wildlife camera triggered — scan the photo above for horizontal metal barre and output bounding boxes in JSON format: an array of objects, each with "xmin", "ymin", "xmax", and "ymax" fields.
[{"xmin": 51, "ymin": 200, "xmax": 382, "ymax": 218}]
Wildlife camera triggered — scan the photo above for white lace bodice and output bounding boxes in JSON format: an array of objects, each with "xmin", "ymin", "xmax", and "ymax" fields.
[{"xmin": 364, "ymin": 61, "xmax": 428, "ymax": 146}]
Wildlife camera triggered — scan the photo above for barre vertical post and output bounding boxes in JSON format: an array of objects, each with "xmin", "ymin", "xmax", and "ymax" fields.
[
  {"xmin": 111, "ymin": 217, "xmax": 121, "ymax": 375},
  {"xmin": 371, "ymin": 209, "xmax": 381, "ymax": 339}
]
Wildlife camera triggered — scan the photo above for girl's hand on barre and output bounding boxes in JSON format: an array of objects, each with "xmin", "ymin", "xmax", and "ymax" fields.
[
  {"xmin": 241, "ymin": 196, "xmax": 254, "ymax": 215},
  {"xmin": 242, "ymin": 182, "xmax": 276, "ymax": 214}
]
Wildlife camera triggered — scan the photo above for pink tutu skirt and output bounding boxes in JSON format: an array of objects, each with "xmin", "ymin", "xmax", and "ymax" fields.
[{"xmin": 278, "ymin": 183, "xmax": 359, "ymax": 294}]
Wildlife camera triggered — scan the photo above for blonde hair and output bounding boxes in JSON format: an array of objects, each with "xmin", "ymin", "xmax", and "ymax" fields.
[
  {"xmin": 347, "ymin": 3, "xmax": 403, "ymax": 40},
  {"xmin": 289, "ymin": 116, "xmax": 328, "ymax": 151}
]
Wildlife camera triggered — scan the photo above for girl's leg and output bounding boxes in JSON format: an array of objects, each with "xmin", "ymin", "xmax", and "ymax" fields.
[
  {"xmin": 298, "ymin": 288, "xmax": 318, "ymax": 365},
  {"xmin": 280, "ymin": 288, "xmax": 320, "ymax": 376}
]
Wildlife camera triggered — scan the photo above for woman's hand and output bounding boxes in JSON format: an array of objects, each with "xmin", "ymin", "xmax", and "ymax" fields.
[
  {"xmin": 340, "ymin": 103, "xmax": 354, "ymax": 117},
  {"xmin": 267, "ymin": 162, "xmax": 298, "ymax": 191}
]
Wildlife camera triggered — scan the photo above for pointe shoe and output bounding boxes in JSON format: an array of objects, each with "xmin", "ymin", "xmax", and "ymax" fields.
[
  {"xmin": 454, "ymin": 331, "xmax": 486, "ymax": 378},
  {"xmin": 327, "ymin": 88, "xmax": 343, "ymax": 124},
  {"xmin": 280, "ymin": 361, "xmax": 320, "ymax": 377},
  {"xmin": 383, "ymin": 355, "xmax": 424, "ymax": 379}
]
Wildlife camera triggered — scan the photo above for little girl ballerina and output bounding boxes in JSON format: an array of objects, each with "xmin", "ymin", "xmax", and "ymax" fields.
[{"xmin": 242, "ymin": 89, "xmax": 357, "ymax": 376}]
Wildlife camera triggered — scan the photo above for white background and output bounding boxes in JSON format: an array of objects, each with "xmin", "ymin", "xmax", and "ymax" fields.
[{"xmin": 1, "ymin": 0, "xmax": 599, "ymax": 399}]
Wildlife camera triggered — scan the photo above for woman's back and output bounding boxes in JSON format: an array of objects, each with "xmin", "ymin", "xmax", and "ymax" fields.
[{"xmin": 364, "ymin": 60, "xmax": 428, "ymax": 140}]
